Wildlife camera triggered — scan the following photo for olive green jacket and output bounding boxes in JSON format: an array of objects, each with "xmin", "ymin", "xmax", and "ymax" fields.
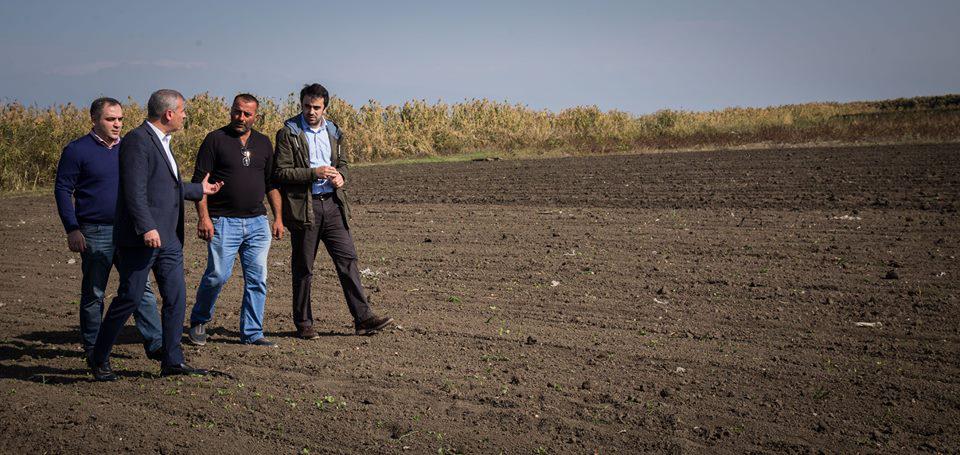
[{"xmin": 272, "ymin": 115, "xmax": 351, "ymax": 229}]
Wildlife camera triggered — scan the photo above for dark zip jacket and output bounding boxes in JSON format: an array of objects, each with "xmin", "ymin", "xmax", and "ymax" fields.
[{"xmin": 273, "ymin": 114, "xmax": 351, "ymax": 229}]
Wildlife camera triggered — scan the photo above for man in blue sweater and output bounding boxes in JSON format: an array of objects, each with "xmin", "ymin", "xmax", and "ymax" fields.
[{"xmin": 54, "ymin": 97, "xmax": 164, "ymax": 362}]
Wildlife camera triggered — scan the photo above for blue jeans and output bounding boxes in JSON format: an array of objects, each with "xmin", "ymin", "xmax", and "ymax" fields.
[
  {"xmin": 78, "ymin": 224, "xmax": 162, "ymax": 353},
  {"xmin": 190, "ymin": 215, "xmax": 271, "ymax": 343}
]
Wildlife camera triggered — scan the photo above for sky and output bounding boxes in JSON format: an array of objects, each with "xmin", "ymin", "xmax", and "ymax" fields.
[{"xmin": 1, "ymin": 0, "xmax": 958, "ymax": 114}]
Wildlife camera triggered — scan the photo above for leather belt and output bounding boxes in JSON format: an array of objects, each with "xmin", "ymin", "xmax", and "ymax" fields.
[{"xmin": 311, "ymin": 192, "xmax": 335, "ymax": 200}]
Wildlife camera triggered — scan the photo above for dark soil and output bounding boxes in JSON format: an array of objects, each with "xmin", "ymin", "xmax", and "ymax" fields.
[{"xmin": 1, "ymin": 143, "xmax": 958, "ymax": 453}]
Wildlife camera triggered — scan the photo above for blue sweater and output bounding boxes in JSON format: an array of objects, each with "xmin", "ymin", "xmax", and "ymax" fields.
[{"xmin": 54, "ymin": 133, "xmax": 121, "ymax": 233}]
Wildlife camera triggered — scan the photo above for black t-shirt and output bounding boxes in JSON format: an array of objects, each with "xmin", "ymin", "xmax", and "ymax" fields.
[{"xmin": 191, "ymin": 127, "xmax": 274, "ymax": 218}]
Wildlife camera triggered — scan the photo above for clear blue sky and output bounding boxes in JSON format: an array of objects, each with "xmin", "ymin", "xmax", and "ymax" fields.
[{"xmin": 1, "ymin": 0, "xmax": 958, "ymax": 114}]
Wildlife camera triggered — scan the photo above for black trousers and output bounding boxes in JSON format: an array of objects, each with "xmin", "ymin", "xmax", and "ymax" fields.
[{"xmin": 289, "ymin": 196, "xmax": 373, "ymax": 330}]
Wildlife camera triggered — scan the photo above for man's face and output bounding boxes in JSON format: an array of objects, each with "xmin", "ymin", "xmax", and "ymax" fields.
[
  {"xmin": 93, "ymin": 104, "xmax": 123, "ymax": 141},
  {"xmin": 301, "ymin": 96, "xmax": 326, "ymax": 127},
  {"xmin": 166, "ymin": 98, "xmax": 187, "ymax": 133},
  {"xmin": 230, "ymin": 99, "xmax": 258, "ymax": 135}
]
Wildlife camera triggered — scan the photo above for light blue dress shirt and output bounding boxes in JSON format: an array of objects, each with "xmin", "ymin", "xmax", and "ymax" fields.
[{"xmin": 300, "ymin": 115, "xmax": 333, "ymax": 195}]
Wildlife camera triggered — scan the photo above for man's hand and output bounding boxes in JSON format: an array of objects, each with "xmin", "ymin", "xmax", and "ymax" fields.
[
  {"xmin": 314, "ymin": 166, "xmax": 338, "ymax": 180},
  {"xmin": 329, "ymin": 171, "xmax": 344, "ymax": 188},
  {"xmin": 272, "ymin": 219, "xmax": 285, "ymax": 240},
  {"xmin": 197, "ymin": 217, "xmax": 214, "ymax": 241},
  {"xmin": 143, "ymin": 229, "xmax": 161, "ymax": 248},
  {"xmin": 201, "ymin": 173, "xmax": 224, "ymax": 195},
  {"xmin": 67, "ymin": 230, "xmax": 86, "ymax": 253}
]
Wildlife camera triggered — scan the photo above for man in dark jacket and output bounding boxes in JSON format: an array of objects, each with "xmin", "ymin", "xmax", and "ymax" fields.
[
  {"xmin": 89, "ymin": 89, "xmax": 222, "ymax": 381},
  {"xmin": 273, "ymin": 83, "xmax": 393, "ymax": 339}
]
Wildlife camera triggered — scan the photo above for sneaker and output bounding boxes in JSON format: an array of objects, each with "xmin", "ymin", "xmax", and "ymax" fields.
[
  {"xmin": 245, "ymin": 338, "xmax": 277, "ymax": 347},
  {"xmin": 297, "ymin": 327, "xmax": 320, "ymax": 340},
  {"xmin": 188, "ymin": 323, "xmax": 207, "ymax": 346},
  {"xmin": 355, "ymin": 315, "xmax": 395, "ymax": 336}
]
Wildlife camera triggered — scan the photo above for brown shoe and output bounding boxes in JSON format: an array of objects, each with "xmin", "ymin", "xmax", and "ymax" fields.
[
  {"xmin": 355, "ymin": 315, "xmax": 395, "ymax": 336},
  {"xmin": 297, "ymin": 327, "xmax": 320, "ymax": 340}
]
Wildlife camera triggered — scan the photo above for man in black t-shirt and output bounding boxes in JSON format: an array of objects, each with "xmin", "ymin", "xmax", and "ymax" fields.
[{"xmin": 187, "ymin": 94, "xmax": 284, "ymax": 347}]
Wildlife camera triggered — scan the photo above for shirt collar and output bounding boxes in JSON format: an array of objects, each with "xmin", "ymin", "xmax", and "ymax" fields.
[
  {"xmin": 90, "ymin": 130, "xmax": 121, "ymax": 149},
  {"xmin": 145, "ymin": 121, "xmax": 171, "ymax": 143},
  {"xmin": 300, "ymin": 115, "xmax": 326, "ymax": 134}
]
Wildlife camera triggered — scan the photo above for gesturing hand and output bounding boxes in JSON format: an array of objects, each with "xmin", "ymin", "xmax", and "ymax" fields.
[
  {"xmin": 201, "ymin": 173, "xmax": 224, "ymax": 195},
  {"xmin": 143, "ymin": 229, "xmax": 161, "ymax": 248}
]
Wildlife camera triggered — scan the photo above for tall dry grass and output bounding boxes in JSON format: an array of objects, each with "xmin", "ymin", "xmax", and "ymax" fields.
[{"xmin": 1, "ymin": 94, "xmax": 958, "ymax": 191}]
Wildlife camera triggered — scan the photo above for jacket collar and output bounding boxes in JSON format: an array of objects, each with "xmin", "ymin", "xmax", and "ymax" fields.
[
  {"xmin": 285, "ymin": 114, "xmax": 340, "ymax": 140},
  {"xmin": 141, "ymin": 121, "xmax": 180, "ymax": 180}
]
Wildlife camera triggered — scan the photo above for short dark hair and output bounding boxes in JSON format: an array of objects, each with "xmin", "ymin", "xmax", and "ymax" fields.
[
  {"xmin": 233, "ymin": 93, "xmax": 259, "ymax": 108},
  {"xmin": 300, "ymin": 83, "xmax": 329, "ymax": 107},
  {"xmin": 90, "ymin": 97, "xmax": 122, "ymax": 120},
  {"xmin": 147, "ymin": 89, "xmax": 185, "ymax": 120}
]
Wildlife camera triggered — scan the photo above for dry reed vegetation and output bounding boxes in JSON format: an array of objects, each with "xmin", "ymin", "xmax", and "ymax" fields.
[{"xmin": 1, "ymin": 94, "xmax": 958, "ymax": 191}]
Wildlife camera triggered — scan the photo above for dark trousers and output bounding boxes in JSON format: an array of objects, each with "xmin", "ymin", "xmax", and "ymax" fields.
[
  {"xmin": 289, "ymin": 196, "xmax": 372, "ymax": 330},
  {"xmin": 92, "ymin": 242, "xmax": 188, "ymax": 367}
]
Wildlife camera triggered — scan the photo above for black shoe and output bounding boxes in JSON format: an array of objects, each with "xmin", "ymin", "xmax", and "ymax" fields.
[
  {"xmin": 146, "ymin": 347, "xmax": 164, "ymax": 362},
  {"xmin": 160, "ymin": 363, "xmax": 209, "ymax": 377},
  {"xmin": 355, "ymin": 315, "xmax": 395, "ymax": 336},
  {"xmin": 245, "ymin": 338, "xmax": 277, "ymax": 347},
  {"xmin": 296, "ymin": 327, "xmax": 320, "ymax": 340},
  {"xmin": 89, "ymin": 356, "xmax": 118, "ymax": 382}
]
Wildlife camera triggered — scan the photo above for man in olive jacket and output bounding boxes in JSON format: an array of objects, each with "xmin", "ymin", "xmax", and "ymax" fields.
[{"xmin": 273, "ymin": 83, "xmax": 393, "ymax": 339}]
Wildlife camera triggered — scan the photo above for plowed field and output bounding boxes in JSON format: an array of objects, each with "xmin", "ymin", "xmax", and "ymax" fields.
[{"xmin": 1, "ymin": 143, "xmax": 958, "ymax": 453}]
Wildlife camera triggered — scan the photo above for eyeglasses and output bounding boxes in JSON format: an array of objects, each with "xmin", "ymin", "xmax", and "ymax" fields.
[{"xmin": 240, "ymin": 146, "xmax": 251, "ymax": 167}]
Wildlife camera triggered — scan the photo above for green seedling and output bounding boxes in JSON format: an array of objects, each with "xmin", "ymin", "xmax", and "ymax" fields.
[
  {"xmin": 315, "ymin": 395, "xmax": 347, "ymax": 411},
  {"xmin": 811, "ymin": 387, "xmax": 831, "ymax": 400},
  {"xmin": 480, "ymin": 354, "xmax": 509, "ymax": 362}
]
